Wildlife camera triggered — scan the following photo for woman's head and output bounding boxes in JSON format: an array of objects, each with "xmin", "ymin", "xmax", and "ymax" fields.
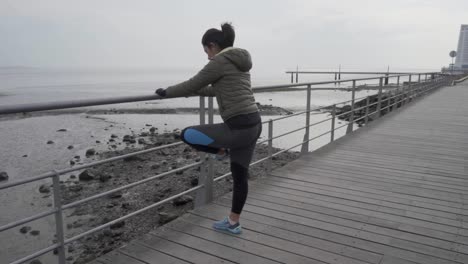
[{"xmin": 202, "ymin": 23, "xmax": 235, "ymax": 59}]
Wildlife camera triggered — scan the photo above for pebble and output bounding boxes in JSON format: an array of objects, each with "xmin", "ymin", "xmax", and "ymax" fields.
[
  {"xmin": 39, "ymin": 184, "xmax": 50, "ymax": 193},
  {"xmin": 86, "ymin": 148, "xmax": 96, "ymax": 156},
  {"xmin": 0, "ymin": 171, "xmax": 9, "ymax": 181},
  {"xmin": 20, "ymin": 226, "xmax": 32, "ymax": 234},
  {"xmin": 30, "ymin": 230, "xmax": 40, "ymax": 236}
]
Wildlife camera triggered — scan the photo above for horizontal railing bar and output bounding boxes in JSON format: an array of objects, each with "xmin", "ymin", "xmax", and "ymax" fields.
[
  {"xmin": 0, "ymin": 209, "xmax": 57, "ymax": 232},
  {"xmin": 0, "ymin": 142, "xmax": 184, "ymax": 190},
  {"xmin": 263, "ymin": 111, "xmax": 308, "ymax": 123},
  {"xmin": 285, "ymin": 71, "xmax": 439, "ymax": 75},
  {"xmin": 309, "ymin": 117, "xmax": 333, "ymax": 128},
  {"xmin": 64, "ymin": 184, "xmax": 204, "ymax": 245},
  {"xmin": 0, "ymin": 74, "xmax": 438, "ymax": 116},
  {"xmin": 254, "ymin": 74, "xmax": 421, "ymax": 91},
  {"xmin": 0, "ymin": 94, "xmax": 163, "ymax": 115},
  {"xmin": 353, "ymin": 115, "xmax": 367, "ymax": 123},
  {"xmin": 9, "ymin": 244, "xmax": 58, "ymax": 264},
  {"xmin": 269, "ymin": 125, "xmax": 307, "ymax": 140},
  {"xmin": 0, "ymin": 172, "xmax": 55, "ymax": 190},
  {"xmin": 56, "ymin": 142, "xmax": 184, "ymax": 175},
  {"xmin": 63, "ymin": 161, "xmax": 202, "ymax": 210}
]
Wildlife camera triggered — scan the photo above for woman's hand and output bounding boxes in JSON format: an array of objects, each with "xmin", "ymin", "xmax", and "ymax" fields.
[{"xmin": 155, "ymin": 88, "xmax": 167, "ymax": 97}]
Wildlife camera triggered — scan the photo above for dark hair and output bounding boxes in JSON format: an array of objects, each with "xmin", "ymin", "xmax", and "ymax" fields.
[{"xmin": 201, "ymin": 22, "xmax": 235, "ymax": 49}]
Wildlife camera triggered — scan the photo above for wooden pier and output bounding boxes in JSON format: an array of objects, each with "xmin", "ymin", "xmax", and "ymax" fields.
[{"xmin": 92, "ymin": 81, "xmax": 468, "ymax": 264}]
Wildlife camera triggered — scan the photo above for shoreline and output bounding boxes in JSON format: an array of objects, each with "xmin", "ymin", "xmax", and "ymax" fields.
[{"xmin": 0, "ymin": 103, "xmax": 294, "ymax": 122}]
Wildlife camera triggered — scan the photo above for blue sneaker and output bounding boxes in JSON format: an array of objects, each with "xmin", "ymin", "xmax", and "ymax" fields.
[{"xmin": 212, "ymin": 217, "xmax": 242, "ymax": 234}]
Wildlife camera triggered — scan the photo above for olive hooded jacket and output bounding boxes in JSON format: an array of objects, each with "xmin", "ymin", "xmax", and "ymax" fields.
[{"xmin": 165, "ymin": 47, "xmax": 258, "ymax": 121}]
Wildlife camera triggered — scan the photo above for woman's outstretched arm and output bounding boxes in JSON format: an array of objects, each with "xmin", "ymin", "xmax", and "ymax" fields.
[{"xmin": 165, "ymin": 59, "xmax": 222, "ymax": 98}]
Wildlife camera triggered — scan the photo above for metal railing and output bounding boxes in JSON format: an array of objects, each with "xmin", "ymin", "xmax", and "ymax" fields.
[{"xmin": 0, "ymin": 72, "xmax": 461, "ymax": 264}]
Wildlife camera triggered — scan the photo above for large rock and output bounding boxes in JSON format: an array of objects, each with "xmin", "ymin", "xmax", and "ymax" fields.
[
  {"xmin": 158, "ymin": 212, "xmax": 178, "ymax": 224},
  {"xmin": 172, "ymin": 195, "xmax": 193, "ymax": 206},
  {"xmin": 109, "ymin": 221, "xmax": 125, "ymax": 229},
  {"xmin": 123, "ymin": 156, "xmax": 144, "ymax": 162},
  {"xmin": 99, "ymin": 174, "xmax": 112, "ymax": 182},
  {"xmin": 39, "ymin": 184, "xmax": 50, "ymax": 193},
  {"xmin": 0, "ymin": 171, "xmax": 8, "ymax": 181},
  {"xmin": 69, "ymin": 185, "xmax": 83, "ymax": 192},
  {"xmin": 78, "ymin": 170, "xmax": 95, "ymax": 181},
  {"xmin": 85, "ymin": 148, "xmax": 96, "ymax": 156}
]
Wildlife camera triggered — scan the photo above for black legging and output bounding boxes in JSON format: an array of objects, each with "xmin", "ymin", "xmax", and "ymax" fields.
[{"xmin": 181, "ymin": 112, "xmax": 262, "ymax": 214}]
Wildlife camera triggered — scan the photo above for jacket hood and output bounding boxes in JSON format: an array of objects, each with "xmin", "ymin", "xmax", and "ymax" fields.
[{"xmin": 216, "ymin": 47, "xmax": 252, "ymax": 72}]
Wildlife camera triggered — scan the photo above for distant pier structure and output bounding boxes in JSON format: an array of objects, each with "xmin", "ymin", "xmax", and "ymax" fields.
[
  {"xmin": 285, "ymin": 70, "xmax": 437, "ymax": 85},
  {"xmin": 455, "ymin": 24, "xmax": 468, "ymax": 70}
]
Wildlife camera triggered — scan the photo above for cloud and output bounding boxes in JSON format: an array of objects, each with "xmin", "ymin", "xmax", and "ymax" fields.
[{"xmin": 1, "ymin": 0, "xmax": 466, "ymax": 71}]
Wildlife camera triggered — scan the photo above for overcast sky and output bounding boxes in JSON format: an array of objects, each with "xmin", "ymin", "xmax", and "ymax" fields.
[{"xmin": 1, "ymin": 0, "xmax": 467, "ymax": 72}]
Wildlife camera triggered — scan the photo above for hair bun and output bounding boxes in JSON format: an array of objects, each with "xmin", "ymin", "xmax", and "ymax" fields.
[{"xmin": 220, "ymin": 22, "xmax": 235, "ymax": 47}]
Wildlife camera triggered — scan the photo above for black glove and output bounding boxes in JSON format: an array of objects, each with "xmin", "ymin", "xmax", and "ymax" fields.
[{"xmin": 155, "ymin": 88, "xmax": 167, "ymax": 97}]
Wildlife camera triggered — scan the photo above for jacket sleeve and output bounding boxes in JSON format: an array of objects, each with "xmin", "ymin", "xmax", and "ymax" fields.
[
  {"xmin": 194, "ymin": 85, "xmax": 215, "ymax": 96},
  {"xmin": 165, "ymin": 60, "xmax": 222, "ymax": 98}
]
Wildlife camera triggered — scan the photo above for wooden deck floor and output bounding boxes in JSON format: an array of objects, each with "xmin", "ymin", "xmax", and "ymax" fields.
[{"xmin": 93, "ymin": 82, "xmax": 468, "ymax": 264}]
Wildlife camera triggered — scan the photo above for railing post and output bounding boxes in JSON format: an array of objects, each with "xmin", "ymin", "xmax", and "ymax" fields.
[
  {"xmin": 406, "ymin": 75, "xmax": 412, "ymax": 104},
  {"xmin": 330, "ymin": 104, "xmax": 336, "ymax": 142},
  {"xmin": 301, "ymin": 85, "xmax": 311, "ymax": 154},
  {"xmin": 392, "ymin": 85, "xmax": 399, "ymax": 112},
  {"xmin": 195, "ymin": 96, "xmax": 208, "ymax": 207},
  {"xmin": 52, "ymin": 170, "xmax": 66, "ymax": 264},
  {"xmin": 377, "ymin": 77, "xmax": 383, "ymax": 118},
  {"xmin": 205, "ymin": 97, "xmax": 214, "ymax": 203},
  {"xmin": 417, "ymin": 73, "xmax": 422, "ymax": 98},
  {"xmin": 290, "ymin": 72, "xmax": 294, "ymax": 83},
  {"xmin": 364, "ymin": 97, "xmax": 370, "ymax": 125},
  {"xmin": 397, "ymin": 76, "xmax": 400, "ymax": 87},
  {"xmin": 267, "ymin": 119, "xmax": 273, "ymax": 173},
  {"xmin": 346, "ymin": 80, "xmax": 356, "ymax": 134}
]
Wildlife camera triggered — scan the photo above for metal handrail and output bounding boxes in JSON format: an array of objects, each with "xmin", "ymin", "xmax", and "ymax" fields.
[
  {"xmin": 0, "ymin": 73, "xmax": 440, "ymax": 116},
  {"xmin": 0, "ymin": 72, "xmax": 455, "ymax": 264}
]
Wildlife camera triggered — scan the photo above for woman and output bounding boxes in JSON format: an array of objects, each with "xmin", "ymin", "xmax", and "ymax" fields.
[{"xmin": 155, "ymin": 23, "xmax": 261, "ymax": 234}]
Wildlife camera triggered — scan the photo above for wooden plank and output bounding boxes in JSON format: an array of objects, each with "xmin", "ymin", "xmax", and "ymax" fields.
[
  {"xmin": 246, "ymin": 188, "xmax": 465, "ymax": 230},
  {"xmin": 249, "ymin": 181, "xmax": 463, "ymax": 221},
  {"xmin": 97, "ymin": 250, "xmax": 146, "ymax": 264},
  {"xmin": 281, "ymin": 165, "xmax": 468, "ymax": 195},
  {"xmin": 232, "ymin": 193, "xmax": 467, "ymax": 250},
  {"xmin": 118, "ymin": 242, "xmax": 191, "ymax": 264},
  {"xmin": 203, "ymin": 202, "xmax": 462, "ymax": 264},
  {"xmin": 186, "ymin": 208, "xmax": 383, "ymax": 264},
  {"xmin": 146, "ymin": 226, "xmax": 280, "ymax": 264},
  {"xmin": 285, "ymin": 159, "xmax": 468, "ymax": 188},
  {"xmin": 260, "ymin": 177, "xmax": 468, "ymax": 215},
  {"xmin": 267, "ymin": 172, "xmax": 468, "ymax": 210},
  {"xmin": 379, "ymin": 255, "xmax": 419, "ymax": 264},
  {"xmin": 178, "ymin": 213, "xmax": 380, "ymax": 264},
  {"xmin": 165, "ymin": 215, "xmax": 338, "ymax": 264},
  {"xmin": 214, "ymin": 197, "xmax": 468, "ymax": 251}
]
